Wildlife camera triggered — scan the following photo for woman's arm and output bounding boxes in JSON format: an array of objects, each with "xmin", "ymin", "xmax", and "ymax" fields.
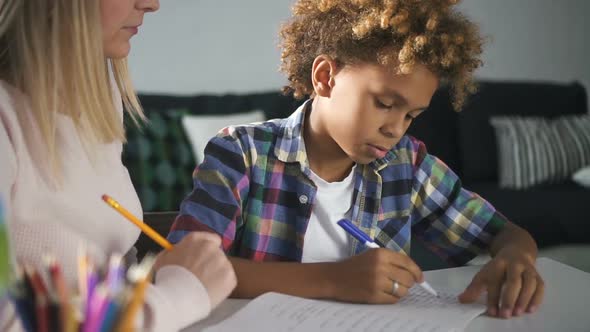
[
  {"xmin": 0, "ymin": 112, "xmax": 17, "ymax": 212},
  {"xmin": 145, "ymin": 232, "xmax": 236, "ymax": 330}
]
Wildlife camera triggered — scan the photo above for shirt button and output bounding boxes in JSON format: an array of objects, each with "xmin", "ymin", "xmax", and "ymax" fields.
[{"xmin": 299, "ymin": 195, "xmax": 308, "ymax": 204}]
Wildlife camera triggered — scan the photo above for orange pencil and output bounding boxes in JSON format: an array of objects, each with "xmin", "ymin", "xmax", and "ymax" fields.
[
  {"xmin": 101, "ymin": 194, "xmax": 173, "ymax": 251},
  {"xmin": 115, "ymin": 273, "xmax": 150, "ymax": 332},
  {"xmin": 115, "ymin": 255, "xmax": 156, "ymax": 332}
]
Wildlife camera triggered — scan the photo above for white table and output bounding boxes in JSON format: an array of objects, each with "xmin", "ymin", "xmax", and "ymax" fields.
[{"xmin": 185, "ymin": 258, "xmax": 590, "ymax": 331}]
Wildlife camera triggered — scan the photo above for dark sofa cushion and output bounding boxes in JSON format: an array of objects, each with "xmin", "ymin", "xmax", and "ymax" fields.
[
  {"xmin": 137, "ymin": 92, "xmax": 302, "ymax": 120},
  {"xmin": 126, "ymin": 93, "xmax": 304, "ymax": 212},
  {"xmin": 123, "ymin": 109, "xmax": 196, "ymax": 212},
  {"xmin": 466, "ymin": 181, "xmax": 590, "ymax": 248},
  {"xmin": 136, "ymin": 212, "xmax": 177, "ymax": 260},
  {"xmin": 457, "ymin": 81, "xmax": 588, "ymax": 183}
]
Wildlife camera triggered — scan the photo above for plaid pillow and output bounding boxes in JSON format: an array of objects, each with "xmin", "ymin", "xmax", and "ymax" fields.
[
  {"xmin": 490, "ymin": 115, "xmax": 590, "ymax": 189},
  {"xmin": 123, "ymin": 109, "xmax": 196, "ymax": 212}
]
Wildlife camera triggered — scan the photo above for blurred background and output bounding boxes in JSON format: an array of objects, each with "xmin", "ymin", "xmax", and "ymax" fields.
[
  {"xmin": 128, "ymin": 0, "xmax": 590, "ymax": 95},
  {"xmin": 124, "ymin": 1, "xmax": 590, "ymax": 272}
]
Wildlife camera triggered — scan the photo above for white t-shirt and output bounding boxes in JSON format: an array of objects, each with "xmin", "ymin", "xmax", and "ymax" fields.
[
  {"xmin": 0, "ymin": 81, "xmax": 211, "ymax": 331},
  {"xmin": 301, "ymin": 165, "xmax": 356, "ymax": 263}
]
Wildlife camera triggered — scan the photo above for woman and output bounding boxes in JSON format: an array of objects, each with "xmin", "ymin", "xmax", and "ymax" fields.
[{"xmin": 0, "ymin": 0, "xmax": 236, "ymax": 330}]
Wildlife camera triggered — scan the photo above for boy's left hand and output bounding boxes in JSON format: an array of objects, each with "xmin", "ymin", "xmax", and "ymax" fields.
[{"xmin": 458, "ymin": 247, "xmax": 544, "ymax": 319}]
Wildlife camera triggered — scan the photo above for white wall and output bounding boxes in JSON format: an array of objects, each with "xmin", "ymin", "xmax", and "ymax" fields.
[
  {"xmin": 128, "ymin": 0, "xmax": 293, "ymax": 95},
  {"xmin": 458, "ymin": 0, "xmax": 590, "ymax": 91},
  {"xmin": 129, "ymin": 0, "xmax": 590, "ymax": 95}
]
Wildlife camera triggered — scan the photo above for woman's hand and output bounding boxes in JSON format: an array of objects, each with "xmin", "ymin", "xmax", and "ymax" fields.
[
  {"xmin": 154, "ymin": 232, "xmax": 237, "ymax": 308},
  {"xmin": 327, "ymin": 248, "xmax": 423, "ymax": 304},
  {"xmin": 458, "ymin": 248, "xmax": 544, "ymax": 318}
]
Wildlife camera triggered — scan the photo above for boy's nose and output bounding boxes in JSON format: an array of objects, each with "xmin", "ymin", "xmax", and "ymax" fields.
[{"xmin": 380, "ymin": 115, "xmax": 407, "ymax": 139}]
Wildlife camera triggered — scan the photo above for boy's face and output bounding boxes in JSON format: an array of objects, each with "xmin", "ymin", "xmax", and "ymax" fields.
[{"xmin": 319, "ymin": 62, "xmax": 439, "ymax": 164}]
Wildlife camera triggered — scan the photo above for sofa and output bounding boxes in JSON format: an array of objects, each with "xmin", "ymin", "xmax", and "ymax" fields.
[
  {"xmin": 406, "ymin": 81, "xmax": 590, "ymax": 270},
  {"xmin": 125, "ymin": 80, "xmax": 590, "ymax": 271}
]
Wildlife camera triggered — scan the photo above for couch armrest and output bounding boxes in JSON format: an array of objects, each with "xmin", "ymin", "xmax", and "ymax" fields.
[{"xmin": 135, "ymin": 211, "xmax": 178, "ymax": 260}]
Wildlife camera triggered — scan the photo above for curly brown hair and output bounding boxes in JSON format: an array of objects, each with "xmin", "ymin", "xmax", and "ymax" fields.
[{"xmin": 279, "ymin": 0, "xmax": 484, "ymax": 110}]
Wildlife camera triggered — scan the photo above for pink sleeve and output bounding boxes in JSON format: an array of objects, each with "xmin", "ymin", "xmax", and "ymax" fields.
[{"xmin": 142, "ymin": 265, "xmax": 212, "ymax": 331}]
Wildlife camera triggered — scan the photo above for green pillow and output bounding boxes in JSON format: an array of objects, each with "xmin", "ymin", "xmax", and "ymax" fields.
[{"xmin": 123, "ymin": 109, "xmax": 196, "ymax": 212}]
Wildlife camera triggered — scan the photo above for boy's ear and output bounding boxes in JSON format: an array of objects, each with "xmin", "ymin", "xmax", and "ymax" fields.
[{"xmin": 311, "ymin": 55, "xmax": 337, "ymax": 98}]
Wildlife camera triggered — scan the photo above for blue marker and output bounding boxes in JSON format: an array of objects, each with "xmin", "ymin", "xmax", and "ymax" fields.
[{"xmin": 337, "ymin": 219, "xmax": 439, "ymax": 297}]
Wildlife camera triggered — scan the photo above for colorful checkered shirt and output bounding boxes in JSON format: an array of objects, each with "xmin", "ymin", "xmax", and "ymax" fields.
[{"xmin": 168, "ymin": 101, "xmax": 507, "ymax": 265}]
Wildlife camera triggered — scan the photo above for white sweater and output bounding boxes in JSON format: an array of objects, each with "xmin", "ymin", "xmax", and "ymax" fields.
[{"xmin": 0, "ymin": 81, "xmax": 210, "ymax": 331}]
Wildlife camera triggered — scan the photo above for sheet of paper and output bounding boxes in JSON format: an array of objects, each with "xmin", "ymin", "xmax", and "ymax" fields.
[{"xmin": 204, "ymin": 287, "xmax": 486, "ymax": 332}]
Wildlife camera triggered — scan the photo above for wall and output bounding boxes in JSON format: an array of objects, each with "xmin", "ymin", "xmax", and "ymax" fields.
[
  {"xmin": 128, "ymin": 0, "xmax": 590, "ymax": 94},
  {"xmin": 128, "ymin": 0, "xmax": 293, "ymax": 95}
]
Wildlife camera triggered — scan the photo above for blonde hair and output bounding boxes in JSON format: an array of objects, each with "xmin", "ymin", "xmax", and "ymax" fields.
[
  {"xmin": 0, "ymin": 0, "xmax": 144, "ymax": 175},
  {"xmin": 280, "ymin": 0, "xmax": 484, "ymax": 110}
]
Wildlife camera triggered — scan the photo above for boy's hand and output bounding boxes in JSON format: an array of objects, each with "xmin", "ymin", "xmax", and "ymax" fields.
[
  {"xmin": 458, "ymin": 247, "xmax": 544, "ymax": 319},
  {"xmin": 327, "ymin": 248, "xmax": 423, "ymax": 304}
]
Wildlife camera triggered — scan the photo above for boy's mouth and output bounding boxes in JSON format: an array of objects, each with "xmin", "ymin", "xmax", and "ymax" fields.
[
  {"xmin": 372, "ymin": 144, "xmax": 389, "ymax": 151},
  {"xmin": 367, "ymin": 144, "xmax": 389, "ymax": 159}
]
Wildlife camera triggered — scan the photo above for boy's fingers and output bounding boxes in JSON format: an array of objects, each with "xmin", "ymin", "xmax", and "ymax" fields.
[
  {"xmin": 514, "ymin": 271, "xmax": 537, "ymax": 316},
  {"xmin": 389, "ymin": 253, "xmax": 423, "ymax": 283},
  {"xmin": 383, "ymin": 280, "xmax": 409, "ymax": 298},
  {"xmin": 387, "ymin": 268, "xmax": 415, "ymax": 289},
  {"xmin": 368, "ymin": 275, "xmax": 406, "ymax": 304},
  {"xmin": 527, "ymin": 276, "xmax": 545, "ymax": 313},
  {"xmin": 500, "ymin": 266, "xmax": 523, "ymax": 318},
  {"xmin": 458, "ymin": 274, "xmax": 486, "ymax": 303},
  {"xmin": 487, "ymin": 281, "xmax": 502, "ymax": 317}
]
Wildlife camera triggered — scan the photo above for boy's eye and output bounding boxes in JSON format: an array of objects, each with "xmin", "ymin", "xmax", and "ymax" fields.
[{"xmin": 375, "ymin": 98, "xmax": 393, "ymax": 109}]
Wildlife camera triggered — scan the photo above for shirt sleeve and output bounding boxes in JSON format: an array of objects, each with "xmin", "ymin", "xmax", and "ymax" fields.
[
  {"xmin": 0, "ymin": 96, "xmax": 23, "ymax": 331},
  {"xmin": 167, "ymin": 128, "xmax": 251, "ymax": 253},
  {"xmin": 0, "ymin": 114, "xmax": 17, "ymax": 214},
  {"xmin": 142, "ymin": 265, "xmax": 211, "ymax": 331},
  {"xmin": 408, "ymin": 137, "xmax": 508, "ymax": 266}
]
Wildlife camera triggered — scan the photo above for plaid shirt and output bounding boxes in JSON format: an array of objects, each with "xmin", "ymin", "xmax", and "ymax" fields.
[{"xmin": 169, "ymin": 101, "xmax": 507, "ymax": 265}]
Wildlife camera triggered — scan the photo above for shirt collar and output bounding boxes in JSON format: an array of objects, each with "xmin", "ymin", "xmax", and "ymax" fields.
[
  {"xmin": 273, "ymin": 99, "xmax": 397, "ymax": 171},
  {"xmin": 273, "ymin": 99, "xmax": 312, "ymax": 167}
]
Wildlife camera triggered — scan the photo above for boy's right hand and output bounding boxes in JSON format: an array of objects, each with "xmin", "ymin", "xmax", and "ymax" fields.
[
  {"xmin": 153, "ymin": 232, "xmax": 237, "ymax": 308},
  {"xmin": 328, "ymin": 248, "xmax": 423, "ymax": 304}
]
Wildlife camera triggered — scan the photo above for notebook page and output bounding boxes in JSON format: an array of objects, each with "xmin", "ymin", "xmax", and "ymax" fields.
[{"xmin": 204, "ymin": 287, "xmax": 486, "ymax": 332}]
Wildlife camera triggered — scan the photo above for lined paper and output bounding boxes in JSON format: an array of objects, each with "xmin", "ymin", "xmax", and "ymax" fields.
[{"xmin": 205, "ymin": 287, "xmax": 486, "ymax": 332}]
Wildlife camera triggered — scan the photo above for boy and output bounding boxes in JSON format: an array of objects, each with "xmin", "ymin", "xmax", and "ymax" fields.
[{"xmin": 169, "ymin": 0, "xmax": 543, "ymax": 319}]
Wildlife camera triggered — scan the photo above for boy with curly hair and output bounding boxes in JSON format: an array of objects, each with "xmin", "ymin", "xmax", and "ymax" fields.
[{"xmin": 170, "ymin": 0, "xmax": 543, "ymax": 319}]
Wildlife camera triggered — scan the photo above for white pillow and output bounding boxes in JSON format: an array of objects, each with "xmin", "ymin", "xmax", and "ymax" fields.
[
  {"xmin": 181, "ymin": 110, "xmax": 265, "ymax": 164},
  {"xmin": 572, "ymin": 165, "xmax": 590, "ymax": 188}
]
